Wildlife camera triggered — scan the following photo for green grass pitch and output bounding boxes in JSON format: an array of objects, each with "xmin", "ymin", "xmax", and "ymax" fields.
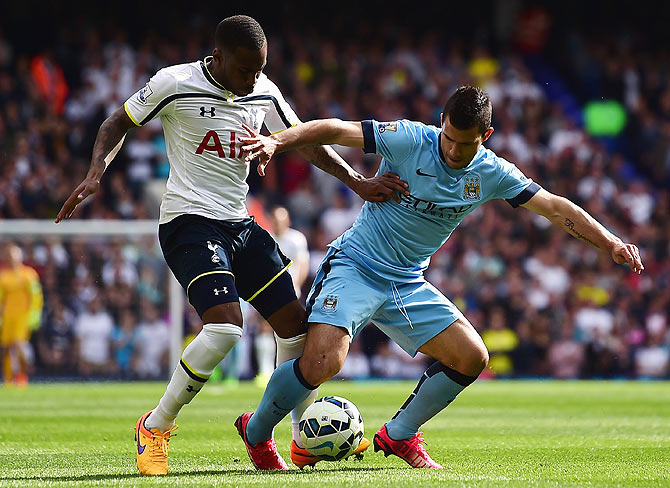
[{"xmin": 1, "ymin": 380, "xmax": 669, "ymax": 487}]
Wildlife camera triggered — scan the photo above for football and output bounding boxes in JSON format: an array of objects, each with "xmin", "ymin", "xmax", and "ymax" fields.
[{"xmin": 299, "ymin": 395, "xmax": 364, "ymax": 461}]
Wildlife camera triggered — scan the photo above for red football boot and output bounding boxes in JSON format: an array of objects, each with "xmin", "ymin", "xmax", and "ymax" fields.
[
  {"xmin": 373, "ymin": 424, "xmax": 443, "ymax": 469},
  {"xmin": 234, "ymin": 413, "xmax": 288, "ymax": 470}
]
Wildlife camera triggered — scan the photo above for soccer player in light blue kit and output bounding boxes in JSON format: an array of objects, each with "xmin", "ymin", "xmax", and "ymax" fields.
[{"xmin": 234, "ymin": 86, "xmax": 644, "ymax": 469}]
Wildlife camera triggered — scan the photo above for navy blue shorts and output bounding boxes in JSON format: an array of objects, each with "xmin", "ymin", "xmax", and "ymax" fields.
[{"xmin": 159, "ymin": 214, "xmax": 296, "ymax": 319}]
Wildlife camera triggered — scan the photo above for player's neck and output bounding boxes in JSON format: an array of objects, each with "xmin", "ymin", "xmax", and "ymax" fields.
[{"xmin": 206, "ymin": 57, "xmax": 231, "ymax": 92}]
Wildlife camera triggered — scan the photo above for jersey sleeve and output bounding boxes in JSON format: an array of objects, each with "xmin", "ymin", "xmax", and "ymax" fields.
[
  {"xmin": 261, "ymin": 77, "xmax": 301, "ymax": 134},
  {"xmin": 123, "ymin": 68, "xmax": 177, "ymax": 126},
  {"xmin": 494, "ymin": 158, "xmax": 542, "ymax": 207},
  {"xmin": 361, "ymin": 119, "xmax": 420, "ymax": 164}
]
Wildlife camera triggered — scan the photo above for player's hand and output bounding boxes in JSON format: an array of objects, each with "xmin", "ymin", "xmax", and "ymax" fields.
[
  {"xmin": 239, "ymin": 123, "xmax": 277, "ymax": 176},
  {"xmin": 55, "ymin": 177, "xmax": 100, "ymax": 223},
  {"xmin": 351, "ymin": 173, "xmax": 410, "ymax": 203},
  {"xmin": 611, "ymin": 242, "xmax": 644, "ymax": 274}
]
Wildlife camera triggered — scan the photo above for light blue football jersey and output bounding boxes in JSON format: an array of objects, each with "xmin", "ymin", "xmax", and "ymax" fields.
[{"xmin": 329, "ymin": 119, "xmax": 540, "ymax": 281}]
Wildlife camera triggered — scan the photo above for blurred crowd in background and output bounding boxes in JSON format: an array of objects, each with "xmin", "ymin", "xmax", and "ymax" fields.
[{"xmin": 0, "ymin": 2, "xmax": 668, "ymax": 382}]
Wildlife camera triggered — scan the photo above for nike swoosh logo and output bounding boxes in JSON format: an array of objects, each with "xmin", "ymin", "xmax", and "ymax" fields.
[
  {"xmin": 137, "ymin": 433, "xmax": 146, "ymax": 455},
  {"xmin": 416, "ymin": 168, "xmax": 436, "ymax": 177}
]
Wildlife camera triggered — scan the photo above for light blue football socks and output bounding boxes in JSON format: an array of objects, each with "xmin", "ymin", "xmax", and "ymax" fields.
[
  {"xmin": 246, "ymin": 359, "xmax": 477, "ymax": 445},
  {"xmin": 385, "ymin": 362, "xmax": 477, "ymax": 440},
  {"xmin": 246, "ymin": 358, "xmax": 316, "ymax": 446}
]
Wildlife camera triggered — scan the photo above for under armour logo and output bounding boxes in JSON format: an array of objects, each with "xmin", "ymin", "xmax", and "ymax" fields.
[
  {"xmin": 200, "ymin": 106, "xmax": 216, "ymax": 117},
  {"xmin": 213, "ymin": 287, "xmax": 228, "ymax": 296},
  {"xmin": 186, "ymin": 385, "xmax": 202, "ymax": 393}
]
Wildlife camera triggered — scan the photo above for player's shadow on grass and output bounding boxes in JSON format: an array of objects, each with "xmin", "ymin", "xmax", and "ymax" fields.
[{"xmin": 1, "ymin": 466, "xmax": 388, "ymax": 482}]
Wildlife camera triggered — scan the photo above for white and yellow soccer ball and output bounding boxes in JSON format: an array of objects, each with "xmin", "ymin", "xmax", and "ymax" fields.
[{"xmin": 299, "ymin": 395, "xmax": 364, "ymax": 461}]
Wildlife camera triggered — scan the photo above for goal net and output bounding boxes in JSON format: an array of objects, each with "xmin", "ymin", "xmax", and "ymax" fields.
[{"xmin": 0, "ymin": 219, "xmax": 185, "ymax": 380}]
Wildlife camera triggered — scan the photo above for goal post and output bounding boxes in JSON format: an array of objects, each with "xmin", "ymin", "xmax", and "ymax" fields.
[{"xmin": 0, "ymin": 219, "xmax": 185, "ymax": 371}]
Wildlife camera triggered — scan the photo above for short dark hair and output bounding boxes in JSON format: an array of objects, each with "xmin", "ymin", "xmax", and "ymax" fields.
[
  {"xmin": 215, "ymin": 15, "xmax": 266, "ymax": 51},
  {"xmin": 443, "ymin": 86, "xmax": 492, "ymax": 134}
]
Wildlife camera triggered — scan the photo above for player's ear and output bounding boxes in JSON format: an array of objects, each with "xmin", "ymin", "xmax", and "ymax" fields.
[
  {"xmin": 439, "ymin": 112, "xmax": 444, "ymax": 127},
  {"xmin": 482, "ymin": 127, "xmax": 494, "ymax": 142}
]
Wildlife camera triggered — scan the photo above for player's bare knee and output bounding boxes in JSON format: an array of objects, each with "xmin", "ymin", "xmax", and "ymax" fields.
[
  {"xmin": 461, "ymin": 327, "xmax": 488, "ymax": 375},
  {"xmin": 458, "ymin": 341, "xmax": 488, "ymax": 376},
  {"xmin": 300, "ymin": 351, "xmax": 344, "ymax": 386},
  {"xmin": 323, "ymin": 352, "xmax": 346, "ymax": 380},
  {"xmin": 304, "ymin": 355, "xmax": 342, "ymax": 385},
  {"xmin": 267, "ymin": 301, "xmax": 306, "ymax": 339},
  {"xmin": 482, "ymin": 345, "xmax": 490, "ymax": 367},
  {"xmin": 472, "ymin": 345, "xmax": 489, "ymax": 374},
  {"xmin": 299, "ymin": 323, "xmax": 349, "ymax": 384},
  {"xmin": 201, "ymin": 303, "xmax": 243, "ymax": 326},
  {"xmin": 442, "ymin": 341, "xmax": 488, "ymax": 377}
]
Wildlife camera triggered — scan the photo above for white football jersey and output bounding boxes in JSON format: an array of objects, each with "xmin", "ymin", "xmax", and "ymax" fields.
[{"xmin": 124, "ymin": 57, "xmax": 300, "ymax": 224}]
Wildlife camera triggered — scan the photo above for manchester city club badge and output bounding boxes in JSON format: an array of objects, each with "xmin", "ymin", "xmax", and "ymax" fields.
[
  {"xmin": 463, "ymin": 175, "xmax": 481, "ymax": 200},
  {"xmin": 321, "ymin": 295, "xmax": 338, "ymax": 311}
]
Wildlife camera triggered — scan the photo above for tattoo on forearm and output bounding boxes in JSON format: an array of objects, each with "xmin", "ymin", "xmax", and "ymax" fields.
[
  {"xmin": 91, "ymin": 113, "xmax": 128, "ymax": 173},
  {"xmin": 303, "ymin": 146, "xmax": 350, "ymax": 182},
  {"xmin": 564, "ymin": 218, "xmax": 599, "ymax": 248}
]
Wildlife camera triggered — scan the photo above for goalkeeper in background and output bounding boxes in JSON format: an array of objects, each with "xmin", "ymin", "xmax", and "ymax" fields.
[{"xmin": 0, "ymin": 243, "xmax": 43, "ymax": 387}]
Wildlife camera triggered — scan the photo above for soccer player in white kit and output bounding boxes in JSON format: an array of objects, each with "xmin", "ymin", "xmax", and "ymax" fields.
[{"xmin": 56, "ymin": 15, "xmax": 408, "ymax": 474}]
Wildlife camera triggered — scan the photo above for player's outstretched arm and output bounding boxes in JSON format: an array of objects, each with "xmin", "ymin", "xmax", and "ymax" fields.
[
  {"xmin": 521, "ymin": 188, "xmax": 644, "ymax": 273},
  {"xmin": 55, "ymin": 107, "xmax": 136, "ymax": 222},
  {"xmin": 296, "ymin": 145, "xmax": 409, "ymax": 203},
  {"xmin": 240, "ymin": 119, "xmax": 409, "ymax": 203}
]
